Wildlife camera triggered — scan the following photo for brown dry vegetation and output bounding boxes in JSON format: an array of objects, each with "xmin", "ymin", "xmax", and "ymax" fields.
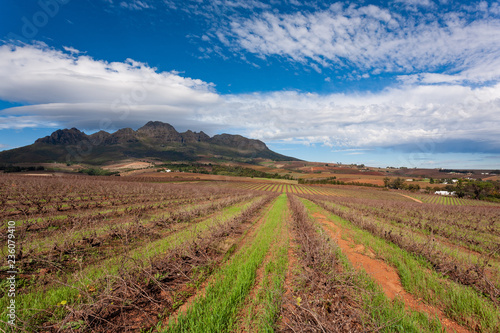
[
  {"xmin": 303, "ymin": 194, "xmax": 500, "ymax": 303},
  {"xmin": 279, "ymin": 194, "xmax": 365, "ymax": 332},
  {"xmin": 1, "ymin": 173, "xmax": 499, "ymax": 332},
  {"xmin": 59, "ymin": 195, "xmax": 276, "ymax": 332}
]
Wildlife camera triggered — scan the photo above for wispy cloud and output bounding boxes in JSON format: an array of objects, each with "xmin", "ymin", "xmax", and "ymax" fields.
[
  {"xmin": 101, "ymin": 0, "xmax": 500, "ymax": 86},
  {"xmin": 332, "ymin": 148, "xmax": 373, "ymax": 153},
  {"xmin": 394, "ymin": 0, "xmax": 436, "ymax": 10},
  {"xmin": 218, "ymin": 2, "xmax": 500, "ymax": 82},
  {"xmin": 62, "ymin": 46, "xmax": 80, "ymax": 54},
  {"xmin": 119, "ymin": 0, "xmax": 153, "ymax": 11},
  {"xmin": 0, "ymin": 115, "xmax": 58, "ymax": 130}
]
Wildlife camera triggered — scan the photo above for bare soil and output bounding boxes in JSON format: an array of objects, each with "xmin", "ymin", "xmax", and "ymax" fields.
[
  {"xmin": 313, "ymin": 212, "xmax": 470, "ymax": 333},
  {"xmin": 398, "ymin": 194, "xmax": 423, "ymax": 203},
  {"xmin": 102, "ymin": 161, "xmax": 152, "ymax": 170}
]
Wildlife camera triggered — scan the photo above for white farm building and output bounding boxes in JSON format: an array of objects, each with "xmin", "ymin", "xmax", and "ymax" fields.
[{"xmin": 435, "ymin": 191, "xmax": 456, "ymax": 196}]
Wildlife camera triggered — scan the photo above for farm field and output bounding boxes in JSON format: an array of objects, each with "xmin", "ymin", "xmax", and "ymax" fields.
[
  {"xmin": 406, "ymin": 193, "xmax": 499, "ymax": 206},
  {"xmin": 1, "ymin": 174, "xmax": 499, "ymax": 332}
]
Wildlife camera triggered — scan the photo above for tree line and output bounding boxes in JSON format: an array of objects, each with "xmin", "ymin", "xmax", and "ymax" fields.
[{"xmin": 383, "ymin": 177, "xmax": 500, "ymax": 201}]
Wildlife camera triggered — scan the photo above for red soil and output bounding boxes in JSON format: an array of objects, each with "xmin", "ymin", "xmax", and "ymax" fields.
[
  {"xmin": 313, "ymin": 212, "xmax": 470, "ymax": 333},
  {"xmin": 398, "ymin": 194, "xmax": 423, "ymax": 203}
]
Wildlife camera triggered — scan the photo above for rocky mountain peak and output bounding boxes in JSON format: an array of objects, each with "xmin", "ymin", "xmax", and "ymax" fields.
[
  {"xmin": 180, "ymin": 130, "xmax": 211, "ymax": 143},
  {"xmin": 35, "ymin": 128, "xmax": 88, "ymax": 145},
  {"xmin": 137, "ymin": 121, "xmax": 182, "ymax": 142}
]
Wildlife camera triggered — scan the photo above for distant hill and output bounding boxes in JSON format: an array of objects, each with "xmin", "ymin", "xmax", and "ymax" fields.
[{"xmin": 0, "ymin": 121, "xmax": 299, "ymax": 165}]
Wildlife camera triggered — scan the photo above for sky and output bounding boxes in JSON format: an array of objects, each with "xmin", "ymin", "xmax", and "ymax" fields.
[{"xmin": 1, "ymin": 0, "xmax": 500, "ymax": 169}]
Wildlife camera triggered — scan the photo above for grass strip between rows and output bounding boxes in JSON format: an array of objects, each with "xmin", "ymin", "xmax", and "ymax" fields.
[
  {"xmin": 163, "ymin": 194, "xmax": 288, "ymax": 332},
  {"xmin": 236, "ymin": 207, "xmax": 289, "ymax": 332}
]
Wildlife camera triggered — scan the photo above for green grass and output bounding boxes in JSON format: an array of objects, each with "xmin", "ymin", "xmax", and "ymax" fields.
[
  {"xmin": 301, "ymin": 198, "xmax": 500, "ymax": 333},
  {"xmin": 163, "ymin": 194, "xmax": 288, "ymax": 332},
  {"xmin": 252, "ymin": 247, "xmax": 288, "ymax": 332},
  {"xmin": 237, "ymin": 209, "xmax": 289, "ymax": 332}
]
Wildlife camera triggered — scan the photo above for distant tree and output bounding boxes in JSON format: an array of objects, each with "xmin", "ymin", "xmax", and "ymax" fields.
[
  {"xmin": 408, "ymin": 184, "xmax": 420, "ymax": 192},
  {"xmin": 445, "ymin": 184, "xmax": 455, "ymax": 192},
  {"xmin": 383, "ymin": 177, "xmax": 406, "ymax": 189},
  {"xmin": 391, "ymin": 177, "xmax": 406, "ymax": 189},
  {"xmin": 383, "ymin": 177, "xmax": 391, "ymax": 187},
  {"xmin": 455, "ymin": 179, "xmax": 466, "ymax": 198},
  {"xmin": 408, "ymin": 183, "xmax": 415, "ymax": 191},
  {"xmin": 464, "ymin": 181, "xmax": 494, "ymax": 200}
]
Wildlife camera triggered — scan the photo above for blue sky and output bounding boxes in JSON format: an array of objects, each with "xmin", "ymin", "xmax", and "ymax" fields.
[{"xmin": 1, "ymin": 0, "xmax": 500, "ymax": 169}]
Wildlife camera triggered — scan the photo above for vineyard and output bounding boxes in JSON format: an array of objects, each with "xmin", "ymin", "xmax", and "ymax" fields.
[
  {"xmin": 406, "ymin": 194, "xmax": 499, "ymax": 206},
  {"xmin": 228, "ymin": 182, "xmax": 409, "ymax": 199},
  {"xmin": 1, "ymin": 174, "xmax": 499, "ymax": 332}
]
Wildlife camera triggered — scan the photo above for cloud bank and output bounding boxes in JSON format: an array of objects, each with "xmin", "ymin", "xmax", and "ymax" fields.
[
  {"xmin": 0, "ymin": 43, "xmax": 220, "ymax": 130},
  {"xmin": 0, "ymin": 42, "xmax": 499, "ymax": 153}
]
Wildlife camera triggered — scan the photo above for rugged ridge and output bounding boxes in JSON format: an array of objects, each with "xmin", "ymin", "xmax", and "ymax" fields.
[
  {"xmin": 36, "ymin": 128, "xmax": 88, "ymax": 145},
  {"xmin": 1, "ymin": 121, "xmax": 299, "ymax": 164},
  {"xmin": 137, "ymin": 121, "xmax": 183, "ymax": 142},
  {"xmin": 210, "ymin": 134, "xmax": 267, "ymax": 151},
  {"xmin": 34, "ymin": 121, "xmax": 271, "ymax": 150}
]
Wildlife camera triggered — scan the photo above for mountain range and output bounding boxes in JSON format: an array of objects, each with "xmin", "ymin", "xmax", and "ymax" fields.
[{"xmin": 0, "ymin": 121, "xmax": 298, "ymax": 165}]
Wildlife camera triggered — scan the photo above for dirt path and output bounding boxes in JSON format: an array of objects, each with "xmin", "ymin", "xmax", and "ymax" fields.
[
  {"xmin": 398, "ymin": 194, "xmax": 423, "ymax": 203},
  {"xmin": 313, "ymin": 212, "xmax": 470, "ymax": 333}
]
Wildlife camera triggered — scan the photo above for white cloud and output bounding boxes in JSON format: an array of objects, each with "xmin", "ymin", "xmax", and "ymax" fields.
[
  {"xmin": 0, "ymin": 43, "xmax": 221, "ymax": 130},
  {"xmin": 0, "ymin": 44, "xmax": 219, "ymax": 105},
  {"xmin": 218, "ymin": 0, "xmax": 271, "ymax": 10},
  {"xmin": 222, "ymin": 3, "xmax": 500, "ymax": 81},
  {"xmin": 394, "ymin": 0, "xmax": 436, "ymax": 9},
  {"xmin": 0, "ymin": 43, "xmax": 499, "ymax": 154},
  {"xmin": 199, "ymin": 84, "xmax": 500, "ymax": 150},
  {"xmin": 399, "ymin": 55, "xmax": 500, "ymax": 84},
  {"xmin": 119, "ymin": 0, "xmax": 153, "ymax": 10},
  {"xmin": 62, "ymin": 46, "xmax": 81, "ymax": 54},
  {"xmin": 0, "ymin": 115, "xmax": 58, "ymax": 130}
]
